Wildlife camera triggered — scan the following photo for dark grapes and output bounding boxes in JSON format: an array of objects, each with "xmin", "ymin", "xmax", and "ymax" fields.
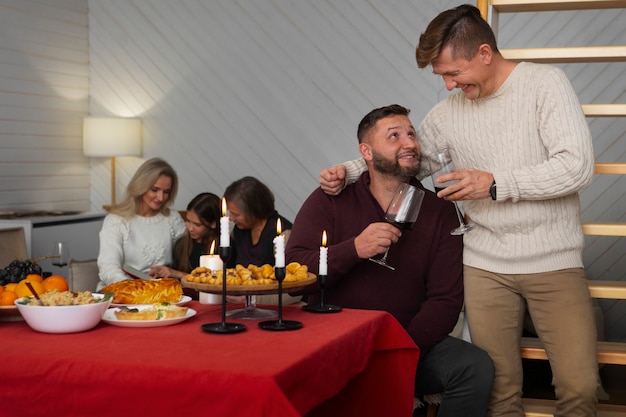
[
  {"xmin": 25, "ymin": 263, "xmax": 42, "ymax": 275},
  {"xmin": 0, "ymin": 258, "xmax": 48, "ymax": 286}
]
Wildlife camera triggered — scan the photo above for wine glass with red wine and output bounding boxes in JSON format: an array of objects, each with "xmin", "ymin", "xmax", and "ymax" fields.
[
  {"xmin": 430, "ymin": 149, "xmax": 475, "ymax": 235},
  {"xmin": 368, "ymin": 183, "xmax": 425, "ymax": 270}
]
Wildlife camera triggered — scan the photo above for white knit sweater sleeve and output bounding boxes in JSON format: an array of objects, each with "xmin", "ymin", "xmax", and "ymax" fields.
[
  {"xmin": 97, "ymin": 214, "xmax": 131, "ymax": 287},
  {"xmin": 343, "ymin": 158, "xmax": 367, "ymax": 185}
]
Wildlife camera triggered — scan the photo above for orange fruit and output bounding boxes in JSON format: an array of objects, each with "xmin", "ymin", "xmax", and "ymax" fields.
[
  {"xmin": 0, "ymin": 286, "xmax": 4, "ymax": 295},
  {"xmin": 15, "ymin": 279, "xmax": 45, "ymax": 299},
  {"xmin": 4, "ymin": 283, "xmax": 18, "ymax": 293},
  {"xmin": 42, "ymin": 275, "xmax": 69, "ymax": 293},
  {"xmin": 24, "ymin": 273, "xmax": 43, "ymax": 282},
  {"xmin": 0, "ymin": 291, "xmax": 18, "ymax": 306}
]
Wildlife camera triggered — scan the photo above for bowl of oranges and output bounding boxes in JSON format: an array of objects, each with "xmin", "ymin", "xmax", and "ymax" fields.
[{"xmin": 0, "ymin": 274, "xmax": 69, "ymax": 322}]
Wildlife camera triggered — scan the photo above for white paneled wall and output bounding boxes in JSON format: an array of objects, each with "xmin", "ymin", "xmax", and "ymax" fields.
[
  {"xmin": 86, "ymin": 0, "xmax": 467, "ymax": 218},
  {"xmin": 0, "ymin": 0, "xmax": 89, "ymax": 212}
]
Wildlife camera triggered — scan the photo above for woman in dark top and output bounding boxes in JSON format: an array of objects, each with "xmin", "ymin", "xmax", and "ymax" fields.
[
  {"xmin": 223, "ymin": 176, "xmax": 299, "ymax": 316},
  {"xmin": 224, "ymin": 177, "xmax": 292, "ymax": 268}
]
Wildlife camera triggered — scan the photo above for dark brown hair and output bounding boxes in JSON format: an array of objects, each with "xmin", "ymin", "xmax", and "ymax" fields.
[
  {"xmin": 173, "ymin": 192, "xmax": 221, "ymax": 272},
  {"xmin": 416, "ymin": 4, "xmax": 498, "ymax": 68},
  {"xmin": 224, "ymin": 176, "xmax": 275, "ymax": 221},
  {"xmin": 357, "ymin": 104, "xmax": 410, "ymax": 144}
]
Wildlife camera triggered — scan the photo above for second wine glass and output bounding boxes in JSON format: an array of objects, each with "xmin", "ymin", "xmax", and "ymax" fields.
[
  {"xmin": 368, "ymin": 183, "xmax": 425, "ymax": 270},
  {"xmin": 51, "ymin": 241, "xmax": 69, "ymax": 268},
  {"xmin": 429, "ymin": 149, "xmax": 475, "ymax": 236}
]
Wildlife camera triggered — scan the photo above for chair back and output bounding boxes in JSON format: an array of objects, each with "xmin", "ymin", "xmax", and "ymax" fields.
[
  {"xmin": 67, "ymin": 258, "xmax": 100, "ymax": 292},
  {"xmin": 0, "ymin": 227, "xmax": 28, "ymax": 266}
]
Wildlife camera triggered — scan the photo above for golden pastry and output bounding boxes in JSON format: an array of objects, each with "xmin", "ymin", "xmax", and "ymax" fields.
[{"xmin": 101, "ymin": 278, "xmax": 183, "ymax": 304}]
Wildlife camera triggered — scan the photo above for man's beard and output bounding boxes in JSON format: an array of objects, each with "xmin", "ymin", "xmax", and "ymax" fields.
[{"xmin": 371, "ymin": 149, "xmax": 420, "ymax": 179}]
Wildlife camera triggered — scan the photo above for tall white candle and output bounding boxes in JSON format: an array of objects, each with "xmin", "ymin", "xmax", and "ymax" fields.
[
  {"xmin": 273, "ymin": 218, "xmax": 285, "ymax": 268},
  {"xmin": 319, "ymin": 230, "xmax": 328, "ymax": 276},
  {"xmin": 220, "ymin": 197, "xmax": 230, "ymax": 248}
]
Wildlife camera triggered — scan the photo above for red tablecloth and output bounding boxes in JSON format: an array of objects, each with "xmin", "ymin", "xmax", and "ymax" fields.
[{"xmin": 0, "ymin": 303, "xmax": 419, "ymax": 417}]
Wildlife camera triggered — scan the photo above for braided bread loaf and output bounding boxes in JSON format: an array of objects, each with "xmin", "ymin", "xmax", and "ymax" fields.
[{"xmin": 101, "ymin": 278, "xmax": 183, "ymax": 304}]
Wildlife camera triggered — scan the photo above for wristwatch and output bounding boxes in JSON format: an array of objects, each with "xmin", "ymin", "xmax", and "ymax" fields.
[{"xmin": 489, "ymin": 180, "xmax": 497, "ymax": 201}]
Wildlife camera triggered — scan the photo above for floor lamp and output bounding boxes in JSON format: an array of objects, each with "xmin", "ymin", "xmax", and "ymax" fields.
[{"xmin": 83, "ymin": 117, "xmax": 142, "ymax": 206}]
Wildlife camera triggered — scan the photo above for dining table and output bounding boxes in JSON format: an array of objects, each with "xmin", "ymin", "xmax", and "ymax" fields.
[{"xmin": 1, "ymin": 302, "xmax": 420, "ymax": 417}]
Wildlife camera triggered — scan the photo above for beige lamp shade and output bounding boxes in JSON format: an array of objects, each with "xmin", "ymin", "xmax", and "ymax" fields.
[
  {"xmin": 83, "ymin": 117, "xmax": 142, "ymax": 157},
  {"xmin": 83, "ymin": 117, "xmax": 142, "ymax": 206}
]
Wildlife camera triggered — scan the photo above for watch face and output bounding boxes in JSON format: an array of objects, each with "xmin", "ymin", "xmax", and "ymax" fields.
[{"xmin": 490, "ymin": 182, "xmax": 496, "ymax": 200}]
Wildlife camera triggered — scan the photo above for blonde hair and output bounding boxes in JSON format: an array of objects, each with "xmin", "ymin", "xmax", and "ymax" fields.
[{"xmin": 105, "ymin": 158, "xmax": 179, "ymax": 218}]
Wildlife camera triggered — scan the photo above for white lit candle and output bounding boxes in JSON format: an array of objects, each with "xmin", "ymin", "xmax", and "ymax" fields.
[
  {"xmin": 200, "ymin": 240, "xmax": 223, "ymax": 271},
  {"xmin": 199, "ymin": 240, "xmax": 224, "ymax": 305},
  {"xmin": 273, "ymin": 218, "xmax": 285, "ymax": 268},
  {"xmin": 220, "ymin": 197, "xmax": 230, "ymax": 248},
  {"xmin": 319, "ymin": 230, "xmax": 328, "ymax": 276}
]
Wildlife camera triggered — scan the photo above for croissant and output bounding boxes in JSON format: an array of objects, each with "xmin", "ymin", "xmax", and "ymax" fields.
[
  {"xmin": 101, "ymin": 278, "xmax": 183, "ymax": 304},
  {"xmin": 236, "ymin": 264, "xmax": 252, "ymax": 281}
]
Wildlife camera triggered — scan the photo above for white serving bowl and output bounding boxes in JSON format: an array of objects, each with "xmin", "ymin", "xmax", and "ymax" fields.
[{"xmin": 14, "ymin": 293, "xmax": 112, "ymax": 334}]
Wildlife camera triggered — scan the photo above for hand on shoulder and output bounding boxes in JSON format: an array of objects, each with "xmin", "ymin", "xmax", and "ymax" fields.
[{"xmin": 319, "ymin": 165, "xmax": 346, "ymax": 196}]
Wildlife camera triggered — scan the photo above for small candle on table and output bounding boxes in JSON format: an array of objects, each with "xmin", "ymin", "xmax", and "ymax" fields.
[
  {"xmin": 220, "ymin": 197, "xmax": 230, "ymax": 248},
  {"xmin": 199, "ymin": 240, "xmax": 223, "ymax": 305},
  {"xmin": 200, "ymin": 240, "xmax": 223, "ymax": 271},
  {"xmin": 319, "ymin": 230, "xmax": 328, "ymax": 275},
  {"xmin": 273, "ymin": 218, "xmax": 285, "ymax": 268}
]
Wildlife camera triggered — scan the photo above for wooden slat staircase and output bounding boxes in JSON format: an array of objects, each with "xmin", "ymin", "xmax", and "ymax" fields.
[{"xmin": 476, "ymin": 1, "xmax": 626, "ymax": 416}]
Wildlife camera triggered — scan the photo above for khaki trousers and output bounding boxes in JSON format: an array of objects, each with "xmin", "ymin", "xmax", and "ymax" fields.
[{"xmin": 464, "ymin": 266, "xmax": 598, "ymax": 417}]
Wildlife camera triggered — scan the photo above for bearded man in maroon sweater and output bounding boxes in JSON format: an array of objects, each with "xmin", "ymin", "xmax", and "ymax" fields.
[{"xmin": 286, "ymin": 105, "xmax": 494, "ymax": 417}]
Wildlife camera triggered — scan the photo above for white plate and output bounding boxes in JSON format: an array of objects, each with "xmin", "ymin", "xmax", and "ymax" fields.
[
  {"xmin": 102, "ymin": 307, "xmax": 196, "ymax": 328},
  {"xmin": 0, "ymin": 305, "xmax": 23, "ymax": 321},
  {"xmin": 110, "ymin": 295, "xmax": 192, "ymax": 308}
]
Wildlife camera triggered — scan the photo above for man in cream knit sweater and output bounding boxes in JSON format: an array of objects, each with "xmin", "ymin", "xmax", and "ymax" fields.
[{"xmin": 320, "ymin": 5, "xmax": 598, "ymax": 417}]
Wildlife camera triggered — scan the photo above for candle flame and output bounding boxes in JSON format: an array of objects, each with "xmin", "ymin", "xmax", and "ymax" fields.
[
  {"xmin": 209, "ymin": 240, "xmax": 216, "ymax": 255},
  {"xmin": 221, "ymin": 197, "xmax": 227, "ymax": 216},
  {"xmin": 322, "ymin": 230, "xmax": 327, "ymax": 246},
  {"xmin": 276, "ymin": 218, "xmax": 282, "ymax": 235}
]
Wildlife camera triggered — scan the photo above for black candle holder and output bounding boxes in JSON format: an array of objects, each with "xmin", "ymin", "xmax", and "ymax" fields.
[
  {"xmin": 201, "ymin": 246, "xmax": 247, "ymax": 334},
  {"xmin": 258, "ymin": 266, "xmax": 302, "ymax": 331},
  {"xmin": 302, "ymin": 274, "xmax": 342, "ymax": 313}
]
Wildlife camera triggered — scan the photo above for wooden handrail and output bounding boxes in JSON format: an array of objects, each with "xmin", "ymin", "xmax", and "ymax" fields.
[
  {"xmin": 582, "ymin": 223, "xmax": 626, "ymax": 236},
  {"xmin": 477, "ymin": 0, "xmax": 490, "ymax": 18},
  {"xmin": 594, "ymin": 163, "xmax": 626, "ymax": 175},
  {"xmin": 522, "ymin": 398, "xmax": 626, "ymax": 417},
  {"xmin": 588, "ymin": 280, "xmax": 626, "ymax": 299},
  {"xmin": 501, "ymin": 46, "xmax": 626, "ymax": 63},
  {"xmin": 521, "ymin": 337, "xmax": 626, "ymax": 364},
  {"xmin": 583, "ymin": 104, "xmax": 626, "ymax": 117},
  {"xmin": 490, "ymin": 0, "xmax": 626, "ymax": 13}
]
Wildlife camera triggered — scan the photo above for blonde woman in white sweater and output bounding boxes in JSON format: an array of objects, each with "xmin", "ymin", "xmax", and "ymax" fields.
[
  {"xmin": 319, "ymin": 5, "xmax": 597, "ymax": 417},
  {"xmin": 97, "ymin": 158, "xmax": 186, "ymax": 291}
]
